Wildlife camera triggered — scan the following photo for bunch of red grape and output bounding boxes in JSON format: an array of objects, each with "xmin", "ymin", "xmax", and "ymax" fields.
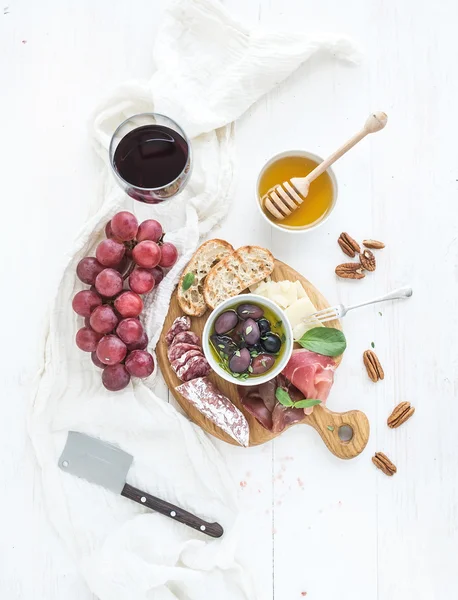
[{"xmin": 72, "ymin": 211, "xmax": 178, "ymax": 391}]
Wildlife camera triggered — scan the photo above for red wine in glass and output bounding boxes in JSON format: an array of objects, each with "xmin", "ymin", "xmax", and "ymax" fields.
[{"xmin": 109, "ymin": 114, "xmax": 192, "ymax": 204}]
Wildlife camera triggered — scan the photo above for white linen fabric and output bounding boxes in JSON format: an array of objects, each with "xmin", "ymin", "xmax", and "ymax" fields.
[{"xmin": 28, "ymin": 1, "xmax": 359, "ymax": 598}]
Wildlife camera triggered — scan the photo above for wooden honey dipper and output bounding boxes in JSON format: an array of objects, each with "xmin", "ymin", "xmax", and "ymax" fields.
[{"xmin": 262, "ymin": 112, "xmax": 388, "ymax": 220}]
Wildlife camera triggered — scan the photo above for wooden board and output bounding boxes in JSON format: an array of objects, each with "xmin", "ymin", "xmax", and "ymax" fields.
[{"xmin": 157, "ymin": 260, "xmax": 369, "ymax": 459}]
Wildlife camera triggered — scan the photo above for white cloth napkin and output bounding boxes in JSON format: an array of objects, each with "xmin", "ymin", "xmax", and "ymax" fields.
[{"xmin": 28, "ymin": 1, "xmax": 359, "ymax": 598}]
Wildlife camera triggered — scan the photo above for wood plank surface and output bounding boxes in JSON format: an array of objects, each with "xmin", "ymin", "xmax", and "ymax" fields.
[{"xmin": 2, "ymin": 1, "xmax": 458, "ymax": 599}]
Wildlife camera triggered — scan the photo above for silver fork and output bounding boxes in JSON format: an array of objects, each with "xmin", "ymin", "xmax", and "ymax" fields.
[{"xmin": 305, "ymin": 286, "xmax": 413, "ymax": 324}]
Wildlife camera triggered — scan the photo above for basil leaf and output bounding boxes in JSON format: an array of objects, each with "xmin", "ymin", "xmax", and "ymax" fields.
[
  {"xmin": 293, "ymin": 399, "xmax": 322, "ymax": 409},
  {"xmin": 248, "ymin": 366, "xmax": 253, "ymax": 373},
  {"xmin": 235, "ymin": 350, "xmax": 241, "ymax": 357},
  {"xmin": 245, "ymin": 326, "xmax": 253, "ymax": 335},
  {"xmin": 275, "ymin": 387, "xmax": 293, "ymax": 407},
  {"xmin": 327, "ymin": 425, "xmax": 334, "ymax": 431},
  {"xmin": 298, "ymin": 327, "xmax": 347, "ymax": 357},
  {"xmin": 275, "ymin": 320, "xmax": 282, "ymax": 328},
  {"xmin": 182, "ymin": 272, "xmax": 195, "ymax": 290}
]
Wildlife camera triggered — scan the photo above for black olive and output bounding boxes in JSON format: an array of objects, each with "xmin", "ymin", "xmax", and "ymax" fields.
[
  {"xmin": 211, "ymin": 335, "xmax": 238, "ymax": 356},
  {"xmin": 260, "ymin": 332, "xmax": 282, "ymax": 354},
  {"xmin": 258, "ymin": 318, "xmax": 271, "ymax": 336},
  {"xmin": 237, "ymin": 303, "xmax": 264, "ymax": 320},
  {"xmin": 214, "ymin": 310, "xmax": 238, "ymax": 335},
  {"xmin": 229, "ymin": 348, "xmax": 251, "ymax": 373},
  {"xmin": 242, "ymin": 318, "xmax": 260, "ymax": 345}
]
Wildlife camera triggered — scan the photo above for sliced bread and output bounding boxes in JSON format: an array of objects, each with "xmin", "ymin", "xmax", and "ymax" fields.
[
  {"xmin": 177, "ymin": 239, "xmax": 234, "ymax": 316},
  {"xmin": 203, "ymin": 245, "xmax": 275, "ymax": 309}
]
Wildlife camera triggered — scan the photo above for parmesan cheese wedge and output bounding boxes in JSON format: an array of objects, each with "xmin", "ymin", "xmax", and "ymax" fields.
[{"xmin": 252, "ymin": 279, "xmax": 323, "ymax": 341}]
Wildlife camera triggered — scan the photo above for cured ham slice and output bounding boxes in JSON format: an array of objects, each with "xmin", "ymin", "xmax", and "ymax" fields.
[
  {"xmin": 170, "ymin": 330, "xmax": 200, "ymax": 347},
  {"xmin": 239, "ymin": 350, "xmax": 336, "ymax": 432},
  {"xmin": 165, "ymin": 316, "xmax": 191, "ymax": 345},
  {"xmin": 177, "ymin": 377, "xmax": 249, "ymax": 447},
  {"xmin": 239, "ymin": 375, "xmax": 304, "ymax": 433},
  {"xmin": 167, "ymin": 342, "xmax": 201, "ymax": 363},
  {"xmin": 282, "ymin": 349, "xmax": 336, "ymax": 413}
]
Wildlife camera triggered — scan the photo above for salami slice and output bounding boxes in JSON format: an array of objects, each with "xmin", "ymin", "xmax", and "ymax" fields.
[
  {"xmin": 171, "ymin": 349, "xmax": 203, "ymax": 373},
  {"xmin": 165, "ymin": 315, "xmax": 191, "ymax": 345},
  {"xmin": 170, "ymin": 330, "xmax": 201, "ymax": 347},
  {"xmin": 176, "ymin": 355, "xmax": 211, "ymax": 382},
  {"xmin": 167, "ymin": 342, "xmax": 201, "ymax": 363},
  {"xmin": 176, "ymin": 377, "xmax": 249, "ymax": 447}
]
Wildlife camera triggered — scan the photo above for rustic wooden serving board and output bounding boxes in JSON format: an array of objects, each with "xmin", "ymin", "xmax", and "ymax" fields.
[{"xmin": 157, "ymin": 260, "xmax": 369, "ymax": 459}]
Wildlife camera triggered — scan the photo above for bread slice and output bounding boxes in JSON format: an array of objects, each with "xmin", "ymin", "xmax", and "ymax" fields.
[
  {"xmin": 177, "ymin": 239, "xmax": 234, "ymax": 316},
  {"xmin": 203, "ymin": 246, "xmax": 275, "ymax": 309}
]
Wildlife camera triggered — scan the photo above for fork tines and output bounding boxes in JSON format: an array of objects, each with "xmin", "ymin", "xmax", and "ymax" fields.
[{"xmin": 306, "ymin": 307, "xmax": 339, "ymax": 324}]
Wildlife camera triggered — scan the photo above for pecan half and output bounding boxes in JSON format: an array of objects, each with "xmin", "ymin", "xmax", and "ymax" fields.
[
  {"xmin": 372, "ymin": 452, "xmax": 397, "ymax": 476},
  {"xmin": 363, "ymin": 239, "xmax": 385, "ymax": 249},
  {"xmin": 387, "ymin": 402, "xmax": 415, "ymax": 428},
  {"xmin": 338, "ymin": 232, "xmax": 361, "ymax": 257},
  {"xmin": 360, "ymin": 249, "xmax": 376, "ymax": 271},
  {"xmin": 363, "ymin": 350, "xmax": 384, "ymax": 382},
  {"xmin": 335, "ymin": 263, "xmax": 365, "ymax": 280}
]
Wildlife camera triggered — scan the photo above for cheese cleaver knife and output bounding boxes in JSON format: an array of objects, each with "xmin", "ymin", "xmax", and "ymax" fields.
[{"xmin": 58, "ymin": 431, "xmax": 223, "ymax": 538}]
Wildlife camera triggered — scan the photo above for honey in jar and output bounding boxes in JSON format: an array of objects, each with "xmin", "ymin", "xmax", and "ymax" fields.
[{"xmin": 258, "ymin": 153, "xmax": 335, "ymax": 229}]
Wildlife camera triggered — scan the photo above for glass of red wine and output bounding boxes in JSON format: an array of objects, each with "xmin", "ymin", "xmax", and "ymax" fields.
[{"xmin": 109, "ymin": 113, "xmax": 192, "ymax": 204}]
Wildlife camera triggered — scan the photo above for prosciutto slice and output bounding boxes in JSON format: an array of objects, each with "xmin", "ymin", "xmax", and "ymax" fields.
[
  {"xmin": 282, "ymin": 349, "xmax": 336, "ymax": 413},
  {"xmin": 239, "ymin": 375, "xmax": 304, "ymax": 433},
  {"xmin": 238, "ymin": 350, "xmax": 337, "ymax": 432}
]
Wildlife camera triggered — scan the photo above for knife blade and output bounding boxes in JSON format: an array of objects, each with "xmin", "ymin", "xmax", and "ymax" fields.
[{"xmin": 59, "ymin": 431, "xmax": 223, "ymax": 538}]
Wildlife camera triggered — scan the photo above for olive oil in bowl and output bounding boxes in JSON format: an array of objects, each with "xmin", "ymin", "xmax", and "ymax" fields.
[{"xmin": 257, "ymin": 151, "xmax": 337, "ymax": 231}]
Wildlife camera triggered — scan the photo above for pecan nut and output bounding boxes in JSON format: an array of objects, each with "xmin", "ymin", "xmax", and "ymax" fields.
[
  {"xmin": 335, "ymin": 263, "xmax": 365, "ymax": 280},
  {"xmin": 372, "ymin": 452, "xmax": 397, "ymax": 476},
  {"xmin": 363, "ymin": 350, "xmax": 384, "ymax": 382},
  {"xmin": 360, "ymin": 249, "xmax": 376, "ymax": 271},
  {"xmin": 338, "ymin": 232, "xmax": 361, "ymax": 257},
  {"xmin": 387, "ymin": 402, "xmax": 415, "ymax": 428},
  {"xmin": 363, "ymin": 239, "xmax": 385, "ymax": 249}
]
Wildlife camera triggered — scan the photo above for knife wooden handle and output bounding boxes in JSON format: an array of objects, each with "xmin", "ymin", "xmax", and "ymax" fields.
[{"xmin": 121, "ymin": 483, "xmax": 224, "ymax": 538}]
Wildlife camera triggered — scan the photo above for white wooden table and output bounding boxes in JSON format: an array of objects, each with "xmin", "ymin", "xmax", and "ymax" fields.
[{"xmin": 1, "ymin": 0, "xmax": 457, "ymax": 598}]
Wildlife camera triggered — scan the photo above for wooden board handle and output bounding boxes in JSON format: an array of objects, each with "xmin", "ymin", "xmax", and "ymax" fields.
[
  {"xmin": 121, "ymin": 483, "xmax": 224, "ymax": 538},
  {"xmin": 304, "ymin": 406, "xmax": 370, "ymax": 460}
]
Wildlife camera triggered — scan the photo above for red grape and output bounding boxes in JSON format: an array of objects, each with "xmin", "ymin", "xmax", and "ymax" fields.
[
  {"xmin": 125, "ymin": 350, "xmax": 155, "ymax": 378},
  {"xmin": 90, "ymin": 305, "xmax": 119, "ymax": 334},
  {"xmin": 158, "ymin": 242, "xmax": 178, "ymax": 268},
  {"xmin": 105, "ymin": 220, "xmax": 121, "ymax": 241},
  {"xmin": 76, "ymin": 327, "xmax": 102, "ymax": 352},
  {"xmin": 129, "ymin": 268, "xmax": 155, "ymax": 294},
  {"xmin": 111, "ymin": 211, "xmax": 138, "ymax": 241},
  {"xmin": 102, "ymin": 364, "xmax": 130, "ymax": 391},
  {"xmin": 150, "ymin": 266, "xmax": 164, "ymax": 285},
  {"xmin": 96, "ymin": 239, "xmax": 125, "ymax": 267},
  {"xmin": 114, "ymin": 254, "xmax": 132, "ymax": 278},
  {"xmin": 72, "ymin": 290, "xmax": 102, "ymax": 317},
  {"xmin": 132, "ymin": 240, "xmax": 161, "ymax": 268},
  {"xmin": 91, "ymin": 351, "xmax": 106, "ymax": 368},
  {"xmin": 96, "ymin": 335, "xmax": 127, "ymax": 365},
  {"xmin": 76, "ymin": 257, "xmax": 104, "ymax": 285},
  {"xmin": 114, "ymin": 291, "xmax": 143, "ymax": 318},
  {"xmin": 126, "ymin": 331, "xmax": 148, "ymax": 351},
  {"xmin": 95, "ymin": 268, "xmax": 123, "ymax": 297},
  {"xmin": 137, "ymin": 219, "xmax": 163, "ymax": 243},
  {"xmin": 116, "ymin": 318, "xmax": 144, "ymax": 344}
]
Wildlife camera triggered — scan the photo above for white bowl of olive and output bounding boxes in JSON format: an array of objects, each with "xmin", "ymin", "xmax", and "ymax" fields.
[{"xmin": 202, "ymin": 293, "xmax": 293, "ymax": 387}]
